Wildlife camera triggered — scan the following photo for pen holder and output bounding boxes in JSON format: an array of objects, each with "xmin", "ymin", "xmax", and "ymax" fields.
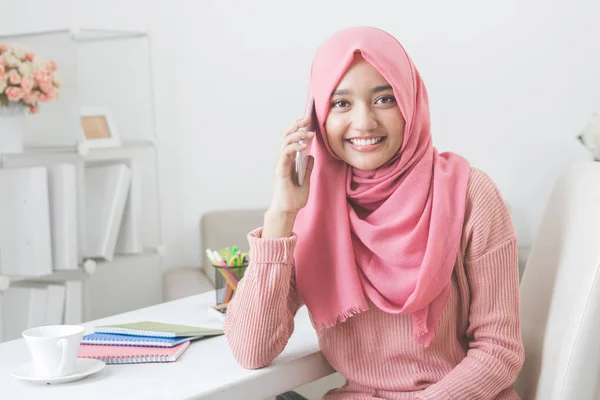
[{"xmin": 212, "ymin": 263, "xmax": 249, "ymax": 307}]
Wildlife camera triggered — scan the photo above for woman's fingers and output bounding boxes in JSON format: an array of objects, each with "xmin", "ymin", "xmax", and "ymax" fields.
[{"xmin": 282, "ymin": 130, "xmax": 315, "ymax": 148}]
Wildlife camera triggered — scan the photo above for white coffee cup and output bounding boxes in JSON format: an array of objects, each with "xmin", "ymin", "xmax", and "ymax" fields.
[{"xmin": 22, "ymin": 325, "xmax": 85, "ymax": 378}]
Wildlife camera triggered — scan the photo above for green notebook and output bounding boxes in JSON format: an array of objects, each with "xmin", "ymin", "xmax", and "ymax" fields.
[{"xmin": 93, "ymin": 321, "xmax": 224, "ymax": 338}]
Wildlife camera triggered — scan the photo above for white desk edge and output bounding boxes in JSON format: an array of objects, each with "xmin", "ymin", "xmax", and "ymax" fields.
[{"xmin": 0, "ymin": 291, "xmax": 336, "ymax": 399}]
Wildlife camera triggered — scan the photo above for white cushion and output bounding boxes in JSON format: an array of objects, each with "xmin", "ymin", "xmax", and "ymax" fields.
[{"xmin": 162, "ymin": 267, "xmax": 214, "ymax": 302}]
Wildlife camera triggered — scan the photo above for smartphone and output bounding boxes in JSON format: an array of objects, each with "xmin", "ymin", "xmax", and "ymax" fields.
[{"xmin": 295, "ymin": 95, "xmax": 315, "ymax": 186}]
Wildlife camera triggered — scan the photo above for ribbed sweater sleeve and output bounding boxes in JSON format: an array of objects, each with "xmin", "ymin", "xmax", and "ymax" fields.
[{"xmin": 224, "ymin": 227, "xmax": 302, "ymax": 369}]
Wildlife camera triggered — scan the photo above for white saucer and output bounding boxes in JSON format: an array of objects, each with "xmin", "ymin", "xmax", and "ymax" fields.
[{"xmin": 11, "ymin": 358, "xmax": 106, "ymax": 385}]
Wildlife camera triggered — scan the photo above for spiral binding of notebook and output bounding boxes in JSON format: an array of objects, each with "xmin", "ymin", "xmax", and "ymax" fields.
[
  {"xmin": 78, "ymin": 341, "xmax": 191, "ymax": 364},
  {"xmin": 100, "ymin": 354, "xmax": 183, "ymax": 365},
  {"xmin": 93, "ymin": 327, "xmax": 175, "ymax": 338},
  {"xmin": 82, "ymin": 333, "xmax": 191, "ymax": 348}
]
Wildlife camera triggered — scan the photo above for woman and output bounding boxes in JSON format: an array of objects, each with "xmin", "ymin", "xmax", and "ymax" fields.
[{"xmin": 224, "ymin": 26, "xmax": 524, "ymax": 400}]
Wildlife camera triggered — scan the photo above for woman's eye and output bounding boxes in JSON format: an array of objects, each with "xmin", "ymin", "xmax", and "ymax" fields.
[
  {"xmin": 376, "ymin": 95, "xmax": 396, "ymax": 104},
  {"xmin": 332, "ymin": 99, "xmax": 350, "ymax": 108}
]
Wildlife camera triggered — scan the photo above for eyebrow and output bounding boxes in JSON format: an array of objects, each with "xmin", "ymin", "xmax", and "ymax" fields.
[{"xmin": 332, "ymin": 85, "xmax": 393, "ymax": 96}]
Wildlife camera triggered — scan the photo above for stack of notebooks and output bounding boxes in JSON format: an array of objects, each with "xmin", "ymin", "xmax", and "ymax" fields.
[{"xmin": 77, "ymin": 321, "xmax": 224, "ymax": 364}]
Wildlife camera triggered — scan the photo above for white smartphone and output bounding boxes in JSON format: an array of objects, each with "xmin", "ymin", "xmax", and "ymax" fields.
[{"xmin": 295, "ymin": 95, "xmax": 315, "ymax": 186}]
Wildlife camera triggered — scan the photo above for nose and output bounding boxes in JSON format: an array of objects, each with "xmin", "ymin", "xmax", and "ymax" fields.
[{"xmin": 351, "ymin": 103, "xmax": 378, "ymax": 131}]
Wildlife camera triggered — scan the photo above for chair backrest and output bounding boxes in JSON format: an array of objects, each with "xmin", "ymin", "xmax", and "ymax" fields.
[
  {"xmin": 515, "ymin": 161, "xmax": 600, "ymax": 399},
  {"xmin": 200, "ymin": 208, "xmax": 266, "ymax": 285}
]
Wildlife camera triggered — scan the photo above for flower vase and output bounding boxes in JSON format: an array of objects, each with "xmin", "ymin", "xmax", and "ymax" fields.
[{"xmin": 0, "ymin": 103, "xmax": 25, "ymax": 156}]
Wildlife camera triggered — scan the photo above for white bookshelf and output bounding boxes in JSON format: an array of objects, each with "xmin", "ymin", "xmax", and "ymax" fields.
[{"xmin": 0, "ymin": 28, "xmax": 164, "ymax": 342}]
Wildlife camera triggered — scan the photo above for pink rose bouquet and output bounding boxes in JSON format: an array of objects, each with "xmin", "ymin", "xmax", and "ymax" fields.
[{"xmin": 0, "ymin": 43, "xmax": 61, "ymax": 114}]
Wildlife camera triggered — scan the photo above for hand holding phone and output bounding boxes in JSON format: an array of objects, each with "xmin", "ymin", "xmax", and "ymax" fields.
[
  {"xmin": 295, "ymin": 95, "xmax": 315, "ymax": 186},
  {"xmin": 263, "ymin": 96, "xmax": 316, "ymax": 238}
]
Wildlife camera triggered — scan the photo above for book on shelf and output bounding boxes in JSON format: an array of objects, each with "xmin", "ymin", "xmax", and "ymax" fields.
[
  {"xmin": 84, "ymin": 163, "xmax": 132, "ymax": 261},
  {"xmin": 48, "ymin": 163, "xmax": 79, "ymax": 271},
  {"xmin": 63, "ymin": 280, "xmax": 83, "ymax": 325},
  {"xmin": 2, "ymin": 284, "xmax": 45, "ymax": 341},
  {"xmin": 46, "ymin": 283, "xmax": 66, "ymax": 326},
  {"xmin": 0, "ymin": 166, "xmax": 53, "ymax": 276},
  {"xmin": 116, "ymin": 158, "xmax": 143, "ymax": 255},
  {"xmin": 1, "ymin": 283, "xmax": 66, "ymax": 342}
]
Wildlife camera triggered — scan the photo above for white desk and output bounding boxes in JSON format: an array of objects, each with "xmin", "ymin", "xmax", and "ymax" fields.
[{"xmin": 0, "ymin": 291, "xmax": 335, "ymax": 399}]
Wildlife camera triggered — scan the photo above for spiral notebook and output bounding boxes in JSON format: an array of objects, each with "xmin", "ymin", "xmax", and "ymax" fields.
[
  {"xmin": 78, "ymin": 341, "xmax": 191, "ymax": 364},
  {"xmin": 93, "ymin": 321, "xmax": 223, "ymax": 338},
  {"xmin": 82, "ymin": 333, "xmax": 192, "ymax": 348}
]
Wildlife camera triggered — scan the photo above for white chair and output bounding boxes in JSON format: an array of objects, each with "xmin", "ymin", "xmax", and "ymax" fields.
[
  {"xmin": 199, "ymin": 208, "xmax": 267, "ymax": 286},
  {"xmin": 515, "ymin": 161, "xmax": 600, "ymax": 399},
  {"xmin": 162, "ymin": 208, "xmax": 266, "ymax": 302}
]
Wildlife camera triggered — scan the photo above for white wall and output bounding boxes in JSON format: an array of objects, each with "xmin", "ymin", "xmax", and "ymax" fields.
[{"xmin": 2, "ymin": 0, "xmax": 600, "ymax": 271}]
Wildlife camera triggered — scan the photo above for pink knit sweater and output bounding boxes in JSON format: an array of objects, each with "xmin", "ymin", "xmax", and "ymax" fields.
[{"xmin": 224, "ymin": 168, "xmax": 524, "ymax": 399}]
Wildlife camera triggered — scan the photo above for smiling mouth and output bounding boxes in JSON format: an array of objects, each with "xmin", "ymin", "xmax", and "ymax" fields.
[{"xmin": 345, "ymin": 136, "xmax": 386, "ymax": 147}]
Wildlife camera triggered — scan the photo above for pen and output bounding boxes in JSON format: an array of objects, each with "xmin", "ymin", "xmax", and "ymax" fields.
[{"xmin": 206, "ymin": 249, "xmax": 238, "ymax": 290}]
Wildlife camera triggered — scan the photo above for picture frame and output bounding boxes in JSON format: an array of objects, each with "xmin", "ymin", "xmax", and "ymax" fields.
[{"xmin": 80, "ymin": 106, "xmax": 121, "ymax": 149}]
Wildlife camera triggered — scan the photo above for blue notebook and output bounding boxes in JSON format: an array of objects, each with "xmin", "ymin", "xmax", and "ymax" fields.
[{"xmin": 81, "ymin": 333, "xmax": 192, "ymax": 348}]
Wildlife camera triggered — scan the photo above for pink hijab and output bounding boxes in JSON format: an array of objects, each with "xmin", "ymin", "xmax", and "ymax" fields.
[{"xmin": 293, "ymin": 27, "xmax": 471, "ymax": 347}]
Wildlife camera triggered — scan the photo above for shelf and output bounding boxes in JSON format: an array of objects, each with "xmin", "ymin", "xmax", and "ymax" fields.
[
  {"xmin": 83, "ymin": 140, "xmax": 156, "ymax": 162},
  {"xmin": 0, "ymin": 248, "xmax": 162, "ymax": 291},
  {"xmin": 0, "ymin": 27, "xmax": 162, "ymax": 342},
  {"xmin": 0, "ymin": 269, "xmax": 85, "ymax": 291},
  {"xmin": 94, "ymin": 247, "xmax": 162, "ymax": 267},
  {"xmin": 0, "ymin": 140, "xmax": 155, "ymax": 166},
  {"xmin": 73, "ymin": 28, "xmax": 148, "ymax": 42},
  {"xmin": 0, "ymin": 28, "xmax": 147, "ymax": 43}
]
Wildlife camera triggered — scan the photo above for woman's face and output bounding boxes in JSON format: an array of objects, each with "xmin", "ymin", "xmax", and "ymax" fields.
[{"xmin": 325, "ymin": 54, "xmax": 406, "ymax": 171}]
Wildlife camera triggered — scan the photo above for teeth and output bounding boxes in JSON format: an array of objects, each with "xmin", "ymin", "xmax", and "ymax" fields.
[{"xmin": 349, "ymin": 137, "xmax": 383, "ymax": 147}]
